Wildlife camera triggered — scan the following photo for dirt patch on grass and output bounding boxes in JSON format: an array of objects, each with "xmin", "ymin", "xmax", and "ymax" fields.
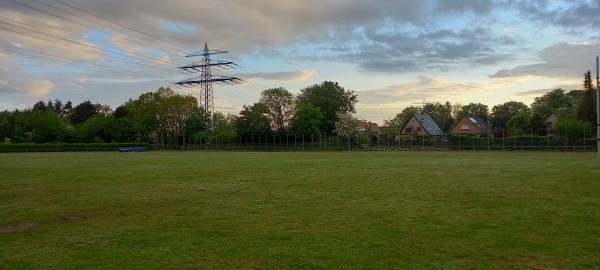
[{"xmin": 0, "ymin": 222, "xmax": 37, "ymax": 233}]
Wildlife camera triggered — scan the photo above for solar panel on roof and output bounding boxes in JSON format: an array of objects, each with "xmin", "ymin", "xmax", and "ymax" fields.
[{"xmin": 468, "ymin": 117, "xmax": 477, "ymax": 123}]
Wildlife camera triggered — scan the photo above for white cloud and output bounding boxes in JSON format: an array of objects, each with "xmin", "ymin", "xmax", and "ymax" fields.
[
  {"xmin": 241, "ymin": 70, "xmax": 318, "ymax": 81},
  {"xmin": 25, "ymin": 79, "xmax": 55, "ymax": 96}
]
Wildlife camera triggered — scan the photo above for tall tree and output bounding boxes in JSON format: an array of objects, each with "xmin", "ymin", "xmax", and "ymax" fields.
[
  {"xmin": 213, "ymin": 112, "xmax": 237, "ymax": 140},
  {"xmin": 13, "ymin": 110, "xmax": 70, "ymax": 143},
  {"xmin": 156, "ymin": 94, "xmax": 197, "ymax": 138},
  {"xmin": 566, "ymin": 90, "xmax": 585, "ymax": 104},
  {"xmin": 259, "ymin": 87, "xmax": 294, "ymax": 133},
  {"xmin": 296, "ymin": 81, "xmax": 357, "ymax": 134},
  {"xmin": 531, "ymin": 89, "xmax": 575, "ymax": 119},
  {"xmin": 455, "ymin": 103, "xmax": 490, "ymax": 122},
  {"xmin": 291, "ymin": 103, "xmax": 323, "ymax": 138},
  {"xmin": 0, "ymin": 110, "xmax": 14, "ymax": 141},
  {"xmin": 506, "ymin": 111, "xmax": 531, "ymax": 135},
  {"xmin": 125, "ymin": 87, "xmax": 176, "ymax": 140},
  {"xmin": 76, "ymin": 115, "xmax": 113, "ymax": 143},
  {"xmin": 185, "ymin": 107, "xmax": 209, "ymax": 137},
  {"xmin": 235, "ymin": 103, "xmax": 271, "ymax": 138},
  {"xmin": 70, "ymin": 101, "xmax": 98, "ymax": 125},
  {"xmin": 422, "ymin": 102, "xmax": 453, "ymax": 132},
  {"xmin": 491, "ymin": 101, "xmax": 530, "ymax": 128},
  {"xmin": 32, "ymin": 100, "xmax": 50, "ymax": 112},
  {"xmin": 113, "ymin": 105, "xmax": 129, "ymax": 119},
  {"xmin": 111, "ymin": 117, "xmax": 138, "ymax": 142},
  {"xmin": 385, "ymin": 106, "xmax": 421, "ymax": 134},
  {"xmin": 576, "ymin": 71, "xmax": 596, "ymax": 124}
]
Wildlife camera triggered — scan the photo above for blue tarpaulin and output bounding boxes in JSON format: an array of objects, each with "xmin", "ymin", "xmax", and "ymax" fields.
[{"xmin": 118, "ymin": 147, "xmax": 146, "ymax": 152}]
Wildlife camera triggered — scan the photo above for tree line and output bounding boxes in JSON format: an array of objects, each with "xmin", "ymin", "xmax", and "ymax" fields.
[
  {"xmin": 0, "ymin": 81, "xmax": 357, "ymax": 144},
  {"xmin": 0, "ymin": 72, "xmax": 597, "ymax": 145},
  {"xmin": 386, "ymin": 71, "xmax": 597, "ymax": 138}
]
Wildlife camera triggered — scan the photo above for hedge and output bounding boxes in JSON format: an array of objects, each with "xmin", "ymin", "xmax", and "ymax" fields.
[{"xmin": 0, "ymin": 143, "xmax": 150, "ymax": 152}]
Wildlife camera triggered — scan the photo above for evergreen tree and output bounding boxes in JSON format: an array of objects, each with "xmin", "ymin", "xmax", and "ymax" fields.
[{"xmin": 576, "ymin": 71, "xmax": 596, "ymax": 124}]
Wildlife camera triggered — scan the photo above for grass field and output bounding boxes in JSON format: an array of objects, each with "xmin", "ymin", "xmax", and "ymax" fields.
[{"xmin": 1, "ymin": 151, "xmax": 599, "ymax": 269}]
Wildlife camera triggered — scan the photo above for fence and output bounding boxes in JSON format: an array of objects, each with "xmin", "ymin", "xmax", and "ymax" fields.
[
  {"xmin": 1, "ymin": 134, "xmax": 597, "ymax": 153},
  {"xmin": 151, "ymin": 133, "xmax": 598, "ymax": 152}
]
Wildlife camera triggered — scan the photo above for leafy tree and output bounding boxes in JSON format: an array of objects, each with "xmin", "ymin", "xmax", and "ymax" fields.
[
  {"xmin": 491, "ymin": 101, "xmax": 530, "ymax": 128},
  {"xmin": 13, "ymin": 110, "xmax": 69, "ymax": 143},
  {"xmin": 385, "ymin": 106, "xmax": 421, "ymax": 134},
  {"xmin": 111, "ymin": 117, "xmax": 138, "ymax": 142},
  {"xmin": 32, "ymin": 100, "xmax": 50, "ymax": 112},
  {"xmin": 113, "ymin": 105, "xmax": 129, "ymax": 119},
  {"xmin": 506, "ymin": 111, "xmax": 531, "ymax": 135},
  {"xmin": 235, "ymin": 103, "xmax": 271, "ymax": 138},
  {"xmin": 422, "ymin": 102, "xmax": 453, "ymax": 132},
  {"xmin": 529, "ymin": 113, "xmax": 548, "ymax": 135},
  {"xmin": 335, "ymin": 112, "xmax": 359, "ymax": 149},
  {"xmin": 0, "ymin": 110, "xmax": 15, "ymax": 141},
  {"xmin": 260, "ymin": 87, "xmax": 294, "ymax": 133},
  {"xmin": 62, "ymin": 101, "xmax": 73, "ymax": 117},
  {"xmin": 291, "ymin": 103, "xmax": 323, "ymax": 138},
  {"xmin": 185, "ymin": 108, "xmax": 209, "ymax": 136},
  {"xmin": 296, "ymin": 81, "xmax": 357, "ymax": 134},
  {"xmin": 566, "ymin": 90, "xmax": 585, "ymax": 104},
  {"xmin": 76, "ymin": 115, "xmax": 113, "ymax": 142},
  {"xmin": 213, "ymin": 112, "xmax": 237, "ymax": 140},
  {"xmin": 576, "ymin": 71, "xmax": 596, "ymax": 124},
  {"xmin": 156, "ymin": 94, "xmax": 197, "ymax": 142},
  {"xmin": 531, "ymin": 89, "xmax": 575, "ymax": 119},
  {"xmin": 455, "ymin": 103, "xmax": 490, "ymax": 122},
  {"xmin": 70, "ymin": 101, "xmax": 98, "ymax": 125},
  {"xmin": 125, "ymin": 87, "xmax": 176, "ymax": 141}
]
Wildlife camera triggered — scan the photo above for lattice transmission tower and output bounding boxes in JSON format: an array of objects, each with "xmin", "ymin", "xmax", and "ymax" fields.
[{"xmin": 176, "ymin": 43, "xmax": 242, "ymax": 119}]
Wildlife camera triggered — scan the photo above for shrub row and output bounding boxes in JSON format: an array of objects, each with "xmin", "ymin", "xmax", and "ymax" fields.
[{"xmin": 0, "ymin": 143, "xmax": 150, "ymax": 152}]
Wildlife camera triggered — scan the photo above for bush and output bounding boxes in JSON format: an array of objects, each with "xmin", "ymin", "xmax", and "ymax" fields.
[
  {"xmin": 555, "ymin": 118, "xmax": 593, "ymax": 139},
  {"xmin": 0, "ymin": 143, "xmax": 150, "ymax": 152}
]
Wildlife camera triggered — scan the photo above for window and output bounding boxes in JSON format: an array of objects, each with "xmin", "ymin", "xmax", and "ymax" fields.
[{"xmin": 461, "ymin": 125, "xmax": 469, "ymax": 130}]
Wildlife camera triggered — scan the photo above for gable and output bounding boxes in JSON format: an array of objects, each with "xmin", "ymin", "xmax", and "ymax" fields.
[{"xmin": 451, "ymin": 117, "xmax": 486, "ymax": 134}]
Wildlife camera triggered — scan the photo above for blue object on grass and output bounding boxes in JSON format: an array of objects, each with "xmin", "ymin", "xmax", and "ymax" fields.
[{"xmin": 118, "ymin": 147, "xmax": 146, "ymax": 152}]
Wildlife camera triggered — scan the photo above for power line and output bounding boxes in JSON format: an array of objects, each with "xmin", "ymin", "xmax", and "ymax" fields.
[
  {"xmin": 0, "ymin": 45, "xmax": 169, "ymax": 79},
  {"xmin": 28, "ymin": 0, "xmax": 186, "ymax": 67},
  {"xmin": 0, "ymin": 19, "xmax": 181, "ymax": 75},
  {"xmin": 49, "ymin": 0, "xmax": 189, "ymax": 53},
  {"xmin": 2, "ymin": 0, "xmax": 184, "ymax": 73}
]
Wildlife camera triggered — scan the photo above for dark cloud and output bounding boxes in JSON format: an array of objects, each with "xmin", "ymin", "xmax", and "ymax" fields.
[
  {"xmin": 491, "ymin": 42, "xmax": 600, "ymax": 78},
  {"xmin": 517, "ymin": 0, "xmax": 600, "ymax": 28},
  {"xmin": 0, "ymin": 0, "xmax": 503, "ymax": 54},
  {"xmin": 322, "ymin": 27, "xmax": 517, "ymax": 73}
]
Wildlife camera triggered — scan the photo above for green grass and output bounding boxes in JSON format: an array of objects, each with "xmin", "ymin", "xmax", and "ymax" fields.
[{"xmin": 1, "ymin": 151, "xmax": 599, "ymax": 269}]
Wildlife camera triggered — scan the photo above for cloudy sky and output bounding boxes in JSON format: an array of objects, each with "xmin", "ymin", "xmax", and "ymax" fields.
[{"xmin": 1, "ymin": 0, "xmax": 599, "ymax": 123}]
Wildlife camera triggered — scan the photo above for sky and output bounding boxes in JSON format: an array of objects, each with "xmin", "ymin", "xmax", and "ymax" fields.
[{"xmin": 1, "ymin": 0, "xmax": 599, "ymax": 123}]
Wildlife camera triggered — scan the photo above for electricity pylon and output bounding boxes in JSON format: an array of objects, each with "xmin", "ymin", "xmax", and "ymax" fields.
[{"xmin": 176, "ymin": 43, "xmax": 242, "ymax": 120}]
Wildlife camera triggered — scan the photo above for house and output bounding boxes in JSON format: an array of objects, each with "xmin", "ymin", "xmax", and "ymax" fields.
[
  {"xmin": 450, "ymin": 116, "xmax": 489, "ymax": 135},
  {"xmin": 401, "ymin": 113, "xmax": 444, "ymax": 136},
  {"xmin": 357, "ymin": 120, "xmax": 382, "ymax": 135},
  {"xmin": 545, "ymin": 113, "xmax": 558, "ymax": 132}
]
